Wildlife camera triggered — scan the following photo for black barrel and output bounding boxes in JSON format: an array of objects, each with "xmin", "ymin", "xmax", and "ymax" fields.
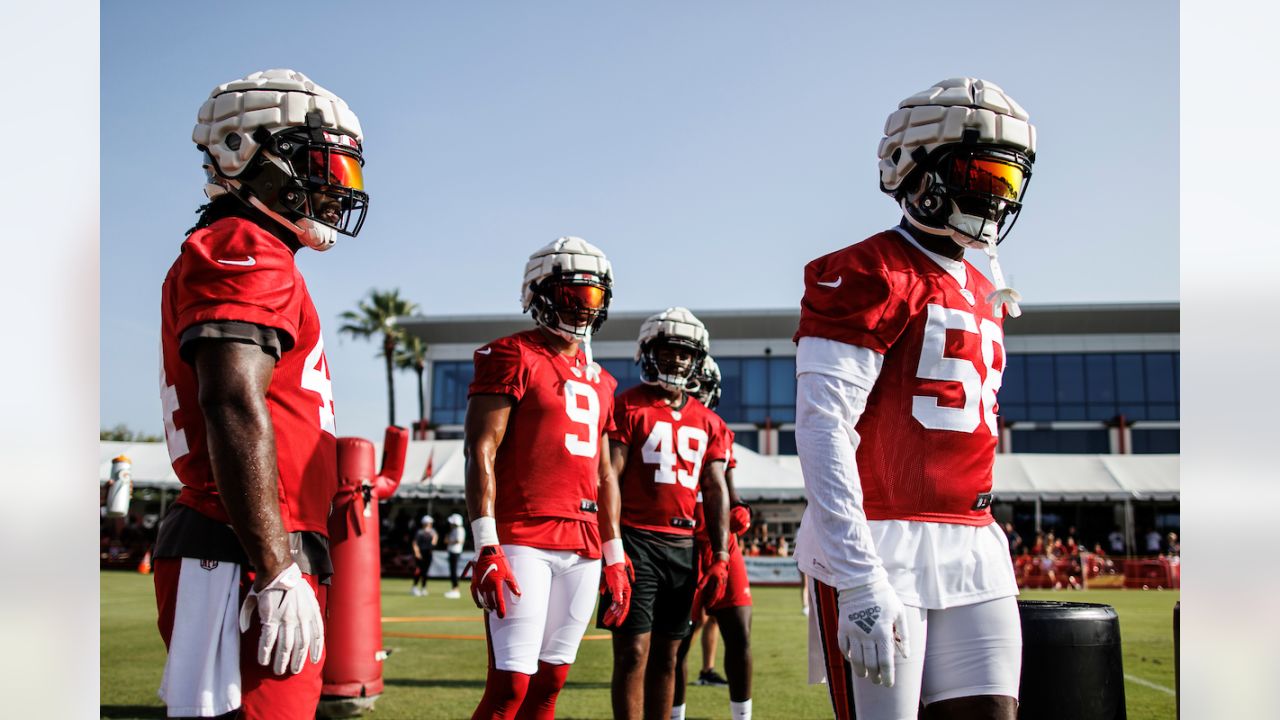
[{"xmin": 1018, "ymin": 600, "xmax": 1126, "ymax": 720}]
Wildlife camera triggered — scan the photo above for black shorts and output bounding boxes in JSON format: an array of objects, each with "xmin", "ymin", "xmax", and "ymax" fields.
[{"xmin": 598, "ymin": 527, "xmax": 696, "ymax": 637}]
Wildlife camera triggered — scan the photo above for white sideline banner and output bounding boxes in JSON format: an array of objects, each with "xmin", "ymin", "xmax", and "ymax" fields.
[{"xmin": 744, "ymin": 556, "xmax": 801, "ymax": 585}]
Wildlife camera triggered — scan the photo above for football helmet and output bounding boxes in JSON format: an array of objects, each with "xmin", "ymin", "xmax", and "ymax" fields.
[
  {"xmin": 878, "ymin": 77, "xmax": 1035, "ymax": 249},
  {"xmin": 522, "ymin": 237, "xmax": 613, "ymax": 343},
  {"xmin": 636, "ymin": 307, "xmax": 710, "ymax": 391},
  {"xmin": 193, "ymin": 69, "xmax": 368, "ymax": 251},
  {"xmin": 689, "ymin": 355, "xmax": 722, "ymax": 410}
]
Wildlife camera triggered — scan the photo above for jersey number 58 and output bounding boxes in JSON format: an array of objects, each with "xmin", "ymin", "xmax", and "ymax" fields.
[{"xmin": 912, "ymin": 304, "xmax": 1004, "ymax": 435}]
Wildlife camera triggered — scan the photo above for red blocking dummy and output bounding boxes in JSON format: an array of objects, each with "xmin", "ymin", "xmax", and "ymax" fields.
[{"xmin": 321, "ymin": 427, "xmax": 409, "ymax": 709}]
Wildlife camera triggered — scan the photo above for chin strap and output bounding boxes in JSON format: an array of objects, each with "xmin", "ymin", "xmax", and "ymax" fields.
[
  {"xmin": 981, "ymin": 240, "xmax": 1022, "ymax": 319},
  {"xmin": 900, "ymin": 201, "xmax": 1023, "ymax": 319},
  {"xmin": 216, "ymin": 179, "xmax": 337, "ymax": 251},
  {"xmin": 581, "ymin": 331, "xmax": 602, "ymax": 382}
]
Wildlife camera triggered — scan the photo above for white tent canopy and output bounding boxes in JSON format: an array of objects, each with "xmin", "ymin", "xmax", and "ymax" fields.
[
  {"xmin": 99, "ymin": 440, "xmax": 808, "ymax": 499},
  {"xmin": 988, "ymin": 454, "xmax": 1179, "ymax": 502},
  {"xmin": 101, "ymin": 442, "xmax": 1177, "ymax": 502}
]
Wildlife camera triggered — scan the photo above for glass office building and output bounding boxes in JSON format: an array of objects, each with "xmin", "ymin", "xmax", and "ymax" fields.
[{"xmin": 403, "ymin": 304, "xmax": 1179, "ymax": 456}]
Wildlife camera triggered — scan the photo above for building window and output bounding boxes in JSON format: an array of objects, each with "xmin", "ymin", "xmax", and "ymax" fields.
[
  {"xmin": 734, "ymin": 432, "xmax": 759, "ymax": 453},
  {"xmin": 1011, "ymin": 428, "xmax": 1109, "ymax": 454},
  {"xmin": 1131, "ymin": 428, "xmax": 1179, "ymax": 453},
  {"xmin": 715, "ymin": 356, "xmax": 796, "ymax": 425},
  {"xmin": 1000, "ymin": 352, "xmax": 1179, "ymax": 424},
  {"xmin": 598, "ymin": 358, "xmax": 643, "ymax": 391},
  {"xmin": 430, "ymin": 361, "xmax": 474, "ymax": 426},
  {"xmin": 776, "ymin": 430, "xmax": 797, "ymax": 455}
]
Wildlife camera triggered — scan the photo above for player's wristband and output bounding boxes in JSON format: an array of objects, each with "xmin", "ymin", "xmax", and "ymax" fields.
[
  {"xmin": 713, "ymin": 551, "xmax": 731, "ymax": 562},
  {"xmin": 471, "ymin": 517, "xmax": 499, "ymax": 548},
  {"xmin": 603, "ymin": 538, "xmax": 626, "ymax": 566}
]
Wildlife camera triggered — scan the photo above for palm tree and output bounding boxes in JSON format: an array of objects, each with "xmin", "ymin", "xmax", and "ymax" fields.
[
  {"xmin": 395, "ymin": 334, "xmax": 430, "ymax": 429},
  {"xmin": 339, "ymin": 288, "xmax": 418, "ymax": 427}
]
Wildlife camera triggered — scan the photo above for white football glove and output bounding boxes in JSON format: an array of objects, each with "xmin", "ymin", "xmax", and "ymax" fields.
[
  {"xmin": 837, "ymin": 579, "xmax": 911, "ymax": 687},
  {"xmin": 238, "ymin": 562, "xmax": 324, "ymax": 675}
]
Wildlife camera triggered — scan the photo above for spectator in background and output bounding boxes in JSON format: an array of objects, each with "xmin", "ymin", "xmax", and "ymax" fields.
[
  {"xmin": 1014, "ymin": 547, "xmax": 1035, "ymax": 587},
  {"xmin": 1145, "ymin": 528, "xmax": 1163, "ymax": 555},
  {"xmin": 1003, "ymin": 522, "xmax": 1022, "ymax": 556},
  {"xmin": 777, "ymin": 536, "xmax": 790, "ymax": 557},
  {"xmin": 1065, "ymin": 526, "xmax": 1079, "ymax": 557},
  {"xmin": 1107, "ymin": 526, "xmax": 1125, "ymax": 555},
  {"xmin": 1165, "ymin": 532, "xmax": 1179, "ymax": 557},
  {"xmin": 444, "ymin": 513, "xmax": 466, "ymax": 599},
  {"xmin": 1031, "ymin": 531, "xmax": 1045, "ymax": 557},
  {"xmin": 1050, "ymin": 536, "xmax": 1067, "ymax": 563},
  {"xmin": 1039, "ymin": 533, "xmax": 1057, "ymax": 588},
  {"xmin": 1090, "ymin": 543, "xmax": 1116, "ymax": 575},
  {"xmin": 411, "ymin": 515, "xmax": 437, "ymax": 596}
]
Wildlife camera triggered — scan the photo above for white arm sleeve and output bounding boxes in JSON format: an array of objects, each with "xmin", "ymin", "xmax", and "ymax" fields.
[{"xmin": 794, "ymin": 337, "xmax": 886, "ymax": 591}]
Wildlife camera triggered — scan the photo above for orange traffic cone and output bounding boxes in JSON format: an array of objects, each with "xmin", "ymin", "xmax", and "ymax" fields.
[{"xmin": 137, "ymin": 548, "xmax": 152, "ymax": 575}]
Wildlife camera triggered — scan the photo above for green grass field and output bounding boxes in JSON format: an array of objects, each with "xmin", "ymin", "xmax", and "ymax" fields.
[{"xmin": 101, "ymin": 572, "xmax": 1177, "ymax": 719}]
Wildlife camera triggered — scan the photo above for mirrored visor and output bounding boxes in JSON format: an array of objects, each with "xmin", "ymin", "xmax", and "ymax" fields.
[
  {"xmin": 950, "ymin": 156, "xmax": 1025, "ymax": 201},
  {"xmin": 309, "ymin": 148, "xmax": 365, "ymax": 192},
  {"xmin": 550, "ymin": 282, "xmax": 607, "ymax": 311}
]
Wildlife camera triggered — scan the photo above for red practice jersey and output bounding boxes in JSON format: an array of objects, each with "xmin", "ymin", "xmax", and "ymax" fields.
[
  {"xmin": 469, "ymin": 329, "xmax": 618, "ymax": 557},
  {"xmin": 614, "ymin": 385, "xmax": 729, "ymax": 536},
  {"xmin": 160, "ymin": 217, "xmax": 338, "ymax": 536},
  {"xmin": 795, "ymin": 229, "xmax": 1006, "ymax": 525}
]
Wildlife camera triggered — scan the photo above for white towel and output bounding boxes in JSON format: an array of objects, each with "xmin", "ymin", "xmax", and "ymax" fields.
[{"xmin": 158, "ymin": 558, "xmax": 243, "ymax": 717}]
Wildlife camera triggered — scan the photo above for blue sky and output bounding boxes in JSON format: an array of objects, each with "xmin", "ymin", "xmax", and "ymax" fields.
[{"xmin": 101, "ymin": 1, "xmax": 1178, "ymax": 440}]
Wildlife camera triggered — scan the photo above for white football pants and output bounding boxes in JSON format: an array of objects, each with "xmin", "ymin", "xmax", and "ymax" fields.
[
  {"xmin": 811, "ymin": 588, "xmax": 1022, "ymax": 719},
  {"xmin": 487, "ymin": 545, "xmax": 602, "ymax": 675}
]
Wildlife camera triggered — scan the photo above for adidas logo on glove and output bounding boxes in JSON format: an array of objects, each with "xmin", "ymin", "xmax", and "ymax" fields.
[{"xmin": 848, "ymin": 605, "xmax": 882, "ymax": 633}]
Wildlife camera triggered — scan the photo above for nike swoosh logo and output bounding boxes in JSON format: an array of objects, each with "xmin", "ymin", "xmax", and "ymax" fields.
[
  {"xmin": 816, "ymin": 276, "xmax": 842, "ymax": 288},
  {"xmin": 477, "ymin": 347, "xmax": 492, "ymax": 355},
  {"xmin": 217, "ymin": 256, "xmax": 256, "ymax": 266},
  {"xmin": 481, "ymin": 565, "xmax": 498, "ymax": 583}
]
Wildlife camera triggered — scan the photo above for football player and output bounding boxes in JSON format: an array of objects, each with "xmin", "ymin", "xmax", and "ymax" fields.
[
  {"xmin": 794, "ymin": 77, "xmax": 1035, "ymax": 720},
  {"xmin": 154, "ymin": 69, "xmax": 368, "ymax": 719},
  {"xmin": 412, "ymin": 515, "xmax": 438, "ymax": 596},
  {"xmin": 464, "ymin": 237, "xmax": 632, "ymax": 720},
  {"xmin": 602, "ymin": 308, "xmax": 732, "ymax": 720},
  {"xmin": 672, "ymin": 356, "xmax": 755, "ymax": 720}
]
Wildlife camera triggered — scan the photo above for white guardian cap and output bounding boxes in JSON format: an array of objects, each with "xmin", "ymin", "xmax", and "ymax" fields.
[
  {"xmin": 636, "ymin": 307, "xmax": 710, "ymax": 391},
  {"xmin": 193, "ymin": 69, "xmax": 368, "ymax": 251},
  {"xmin": 521, "ymin": 237, "xmax": 613, "ymax": 343},
  {"xmin": 878, "ymin": 77, "xmax": 1037, "ymax": 317}
]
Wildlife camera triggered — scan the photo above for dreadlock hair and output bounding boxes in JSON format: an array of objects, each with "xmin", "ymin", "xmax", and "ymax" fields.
[{"xmin": 185, "ymin": 194, "xmax": 296, "ymax": 248}]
